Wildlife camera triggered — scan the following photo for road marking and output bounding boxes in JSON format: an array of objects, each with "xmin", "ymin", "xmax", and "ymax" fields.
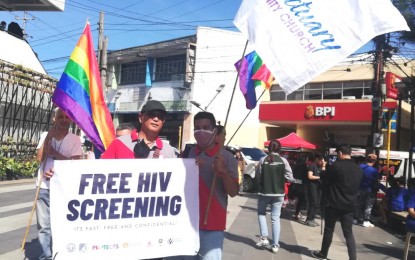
[
  {"xmin": 0, "ymin": 184, "xmax": 35, "ymax": 194},
  {"xmin": 0, "ymin": 250, "xmax": 24, "ymax": 260},
  {"xmin": 0, "ymin": 202, "xmax": 34, "ymax": 213},
  {"xmin": 0, "ymin": 212, "xmax": 36, "ymax": 234}
]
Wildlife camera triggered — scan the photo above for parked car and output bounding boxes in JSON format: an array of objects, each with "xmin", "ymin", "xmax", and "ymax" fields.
[{"xmin": 226, "ymin": 145, "xmax": 267, "ymax": 192}]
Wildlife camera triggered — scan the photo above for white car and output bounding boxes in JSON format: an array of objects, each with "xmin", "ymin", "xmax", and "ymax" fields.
[{"xmin": 226, "ymin": 145, "xmax": 267, "ymax": 192}]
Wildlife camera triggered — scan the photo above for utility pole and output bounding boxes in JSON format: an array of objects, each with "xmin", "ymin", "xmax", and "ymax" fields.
[
  {"xmin": 97, "ymin": 11, "xmax": 108, "ymax": 93},
  {"xmin": 15, "ymin": 11, "xmax": 35, "ymax": 39},
  {"xmin": 101, "ymin": 36, "xmax": 108, "ymax": 91},
  {"xmin": 370, "ymin": 34, "xmax": 386, "ymax": 155},
  {"xmin": 408, "ymin": 85, "xmax": 414, "ymax": 186},
  {"xmin": 97, "ymin": 11, "xmax": 104, "ymax": 68}
]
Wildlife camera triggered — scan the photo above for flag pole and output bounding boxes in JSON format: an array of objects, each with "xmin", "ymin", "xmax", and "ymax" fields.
[
  {"xmin": 203, "ymin": 139, "xmax": 225, "ymax": 225},
  {"xmin": 223, "ymin": 40, "xmax": 249, "ymax": 128},
  {"xmin": 206, "ymin": 39, "xmax": 248, "ymax": 224},
  {"xmin": 226, "ymin": 89, "xmax": 266, "ymax": 146},
  {"xmin": 21, "ymin": 134, "xmax": 53, "ymax": 251}
]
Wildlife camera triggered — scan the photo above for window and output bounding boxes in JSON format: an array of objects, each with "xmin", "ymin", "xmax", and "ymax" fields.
[
  {"xmin": 270, "ymin": 85, "xmax": 286, "ymax": 101},
  {"xmin": 120, "ymin": 61, "xmax": 146, "ymax": 84},
  {"xmin": 269, "ymin": 80, "xmax": 369, "ymax": 101},
  {"xmin": 363, "ymin": 81, "xmax": 373, "ymax": 95},
  {"xmin": 154, "ymin": 55, "xmax": 186, "ymax": 82},
  {"xmin": 322, "ymin": 82, "xmax": 341, "ymax": 99},
  {"xmin": 305, "ymin": 84, "xmax": 323, "ymax": 100},
  {"xmin": 343, "ymin": 82, "xmax": 362, "ymax": 99},
  {"xmin": 287, "ymin": 86, "xmax": 304, "ymax": 100}
]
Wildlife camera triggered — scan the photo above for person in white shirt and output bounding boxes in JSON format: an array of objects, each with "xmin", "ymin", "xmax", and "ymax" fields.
[{"xmin": 35, "ymin": 107, "xmax": 83, "ymax": 260}]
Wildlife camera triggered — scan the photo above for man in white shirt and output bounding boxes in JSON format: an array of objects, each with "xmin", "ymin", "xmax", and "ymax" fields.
[{"xmin": 35, "ymin": 107, "xmax": 83, "ymax": 260}]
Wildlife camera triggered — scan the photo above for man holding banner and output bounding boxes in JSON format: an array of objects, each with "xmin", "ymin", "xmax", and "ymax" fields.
[
  {"xmin": 35, "ymin": 107, "xmax": 83, "ymax": 260},
  {"xmin": 185, "ymin": 111, "xmax": 239, "ymax": 259},
  {"xmin": 101, "ymin": 100, "xmax": 176, "ymax": 159}
]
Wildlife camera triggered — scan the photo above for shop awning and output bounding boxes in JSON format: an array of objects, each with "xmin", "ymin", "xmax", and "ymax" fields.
[{"xmin": 264, "ymin": 132, "xmax": 317, "ymax": 150}]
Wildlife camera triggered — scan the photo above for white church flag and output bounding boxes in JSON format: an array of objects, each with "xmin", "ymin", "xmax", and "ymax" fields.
[
  {"xmin": 50, "ymin": 159, "xmax": 199, "ymax": 260},
  {"xmin": 234, "ymin": 0, "xmax": 410, "ymax": 94}
]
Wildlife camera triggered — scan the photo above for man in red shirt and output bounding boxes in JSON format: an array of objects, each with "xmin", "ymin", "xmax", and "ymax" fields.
[
  {"xmin": 186, "ymin": 111, "xmax": 239, "ymax": 259},
  {"xmin": 101, "ymin": 100, "xmax": 176, "ymax": 159}
]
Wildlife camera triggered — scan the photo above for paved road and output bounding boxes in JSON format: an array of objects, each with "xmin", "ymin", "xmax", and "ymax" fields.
[{"xmin": 0, "ymin": 179, "xmax": 413, "ymax": 260}]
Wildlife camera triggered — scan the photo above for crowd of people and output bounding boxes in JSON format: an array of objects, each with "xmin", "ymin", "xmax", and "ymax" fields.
[
  {"xmin": 34, "ymin": 100, "xmax": 415, "ymax": 260},
  {"xmin": 35, "ymin": 101, "xmax": 239, "ymax": 260}
]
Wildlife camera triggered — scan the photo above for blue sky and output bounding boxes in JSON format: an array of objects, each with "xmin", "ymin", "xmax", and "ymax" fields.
[
  {"xmin": 1, "ymin": 0, "xmax": 411, "ymax": 79},
  {"xmin": 1, "ymin": 0, "xmax": 240, "ymax": 78}
]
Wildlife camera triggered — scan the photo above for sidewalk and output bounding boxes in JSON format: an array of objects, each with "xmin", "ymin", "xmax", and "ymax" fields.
[
  {"xmin": 0, "ymin": 178, "xmax": 35, "ymax": 186},
  {"xmin": 224, "ymin": 193, "xmax": 407, "ymax": 260},
  {"xmin": 1, "ymin": 179, "xmax": 409, "ymax": 259}
]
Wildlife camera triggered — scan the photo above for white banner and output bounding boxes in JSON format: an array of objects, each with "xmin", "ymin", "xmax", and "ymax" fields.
[
  {"xmin": 50, "ymin": 159, "xmax": 199, "ymax": 260},
  {"xmin": 234, "ymin": 0, "xmax": 410, "ymax": 94}
]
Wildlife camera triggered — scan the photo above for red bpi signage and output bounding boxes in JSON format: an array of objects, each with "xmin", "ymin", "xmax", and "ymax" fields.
[
  {"xmin": 259, "ymin": 101, "xmax": 396, "ymax": 122},
  {"xmin": 385, "ymin": 72, "xmax": 401, "ymax": 100}
]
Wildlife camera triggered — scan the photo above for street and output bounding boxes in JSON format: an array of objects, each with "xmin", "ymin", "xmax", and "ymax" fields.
[{"xmin": 0, "ymin": 179, "xmax": 413, "ymax": 260}]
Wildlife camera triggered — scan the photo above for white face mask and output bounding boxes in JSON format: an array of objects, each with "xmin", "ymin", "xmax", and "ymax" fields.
[{"xmin": 194, "ymin": 129, "xmax": 216, "ymax": 148}]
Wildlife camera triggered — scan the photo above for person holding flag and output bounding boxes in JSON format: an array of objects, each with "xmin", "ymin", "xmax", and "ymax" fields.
[
  {"xmin": 35, "ymin": 107, "xmax": 83, "ymax": 260},
  {"xmin": 185, "ymin": 111, "xmax": 239, "ymax": 259},
  {"xmin": 26, "ymin": 21, "xmax": 113, "ymax": 260}
]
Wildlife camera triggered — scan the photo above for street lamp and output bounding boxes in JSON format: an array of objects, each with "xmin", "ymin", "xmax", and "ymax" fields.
[
  {"xmin": 113, "ymin": 91, "xmax": 122, "ymax": 126},
  {"xmin": 189, "ymin": 100, "xmax": 206, "ymax": 112},
  {"xmin": 205, "ymin": 84, "xmax": 225, "ymax": 111},
  {"xmin": 190, "ymin": 84, "xmax": 225, "ymax": 112}
]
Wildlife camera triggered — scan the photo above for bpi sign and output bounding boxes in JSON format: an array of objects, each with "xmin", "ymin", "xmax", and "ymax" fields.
[
  {"xmin": 305, "ymin": 105, "xmax": 335, "ymax": 119},
  {"xmin": 316, "ymin": 106, "xmax": 335, "ymax": 117}
]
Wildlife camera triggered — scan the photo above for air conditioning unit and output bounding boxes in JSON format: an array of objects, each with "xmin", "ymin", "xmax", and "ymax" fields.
[
  {"xmin": 362, "ymin": 95, "xmax": 373, "ymax": 100},
  {"xmin": 342, "ymin": 96, "xmax": 356, "ymax": 100}
]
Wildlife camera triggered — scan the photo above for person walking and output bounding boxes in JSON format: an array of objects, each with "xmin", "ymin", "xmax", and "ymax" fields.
[
  {"xmin": 292, "ymin": 154, "xmax": 309, "ymax": 220},
  {"xmin": 354, "ymin": 154, "xmax": 379, "ymax": 227},
  {"xmin": 255, "ymin": 140, "xmax": 298, "ymax": 253},
  {"xmin": 312, "ymin": 144, "xmax": 363, "ymax": 260},
  {"xmin": 305, "ymin": 154, "xmax": 325, "ymax": 227},
  {"xmin": 35, "ymin": 107, "xmax": 83, "ymax": 260},
  {"xmin": 186, "ymin": 111, "xmax": 239, "ymax": 259}
]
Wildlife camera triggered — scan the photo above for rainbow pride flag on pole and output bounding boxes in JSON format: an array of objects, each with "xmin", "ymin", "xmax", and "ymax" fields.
[
  {"xmin": 52, "ymin": 23, "xmax": 115, "ymax": 152},
  {"xmin": 234, "ymin": 51, "xmax": 274, "ymax": 109}
]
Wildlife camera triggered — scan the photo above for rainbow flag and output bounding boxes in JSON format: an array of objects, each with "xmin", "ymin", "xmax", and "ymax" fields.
[
  {"xmin": 234, "ymin": 51, "xmax": 274, "ymax": 109},
  {"xmin": 52, "ymin": 23, "xmax": 115, "ymax": 152}
]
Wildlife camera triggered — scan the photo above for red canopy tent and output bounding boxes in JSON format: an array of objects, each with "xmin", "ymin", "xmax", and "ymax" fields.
[{"xmin": 264, "ymin": 132, "xmax": 317, "ymax": 150}]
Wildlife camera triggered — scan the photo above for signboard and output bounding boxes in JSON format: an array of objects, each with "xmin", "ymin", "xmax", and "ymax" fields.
[
  {"xmin": 259, "ymin": 100, "xmax": 397, "ymax": 123},
  {"xmin": 50, "ymin": 159, "xmax": 199, "ymax": 260}
]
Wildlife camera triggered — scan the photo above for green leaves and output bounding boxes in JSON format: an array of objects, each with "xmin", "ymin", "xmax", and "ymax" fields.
[{"xmin": 0, "ymin": 139, "xmax": 39, "ymax": 180}]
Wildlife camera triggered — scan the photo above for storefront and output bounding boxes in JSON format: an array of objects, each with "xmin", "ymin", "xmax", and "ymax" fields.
[{"xmin": 259, "ymin": 99, "xmax": 401, "ymax": 151}]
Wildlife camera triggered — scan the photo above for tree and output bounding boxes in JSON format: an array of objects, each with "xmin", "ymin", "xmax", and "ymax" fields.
[{"xmin": 393, "ymin": 0, "xmax": 415, "ymax": 43}]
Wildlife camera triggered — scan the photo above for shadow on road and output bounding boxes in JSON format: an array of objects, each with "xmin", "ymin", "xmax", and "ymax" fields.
[
  {"xmin": 224, "ymin": 232, "xmax": 257, "ymax": 248},
  {"xmin": 24, "ymin": 238, "xmax": 42, "ymax": 260},
  {"xmin": 362, "ymin": 242, "xmax": 405, "ymax": 259}
]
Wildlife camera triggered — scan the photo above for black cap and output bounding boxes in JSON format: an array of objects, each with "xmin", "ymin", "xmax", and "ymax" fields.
[{"xmin": 141, "ymin": 100, "xmax": 166, "ymax": 113}]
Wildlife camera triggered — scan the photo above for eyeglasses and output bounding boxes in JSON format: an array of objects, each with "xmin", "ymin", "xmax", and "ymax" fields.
[{"xmin": 146, "ymin": 111, "xmax": 166, "ymax": 120}]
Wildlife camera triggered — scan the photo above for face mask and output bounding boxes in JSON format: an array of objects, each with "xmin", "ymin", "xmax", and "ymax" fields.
[{"xmin": 194, "ymin": 129, "xmax": 216, "ymax": 148}]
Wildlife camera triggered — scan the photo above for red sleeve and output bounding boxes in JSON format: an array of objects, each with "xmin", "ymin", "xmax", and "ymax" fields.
[
  {"xmin": 100, "ymin": 140, "xmax": 119, "ymax": 159},
  {"xmin": 100, "ymin": 139, "xmax": 135, "ymax": 159}
]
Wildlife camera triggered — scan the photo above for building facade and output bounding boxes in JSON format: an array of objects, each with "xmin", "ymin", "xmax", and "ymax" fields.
[{"xmin": 106, "ymin": 27, "xmax": 414, "ymax": 153}]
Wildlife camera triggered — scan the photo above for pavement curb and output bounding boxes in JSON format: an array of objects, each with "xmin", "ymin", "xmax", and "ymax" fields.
[{"xmin": 0, "ymin": 178, "xmax": 35, "ymax": 186}]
